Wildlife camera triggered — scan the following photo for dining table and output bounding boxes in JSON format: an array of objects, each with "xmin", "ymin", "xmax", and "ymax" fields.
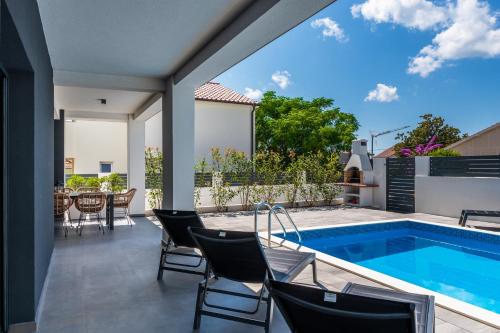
[{"xmin": 69, "ymin": 192, "xmax": 115, "ymax": 230}]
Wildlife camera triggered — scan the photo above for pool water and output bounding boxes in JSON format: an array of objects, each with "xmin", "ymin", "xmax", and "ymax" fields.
[{"xmin": 274, "ymin": 221, "xmax": 500, "ymax": 313}]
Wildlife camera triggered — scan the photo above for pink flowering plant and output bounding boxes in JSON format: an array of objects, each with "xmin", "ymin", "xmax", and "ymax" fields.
[{"xmin": 400, "ymin": 135, "xmax": 443, "ymax": 157}]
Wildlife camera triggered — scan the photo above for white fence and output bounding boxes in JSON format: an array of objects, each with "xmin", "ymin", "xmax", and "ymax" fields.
[{"xmin": 373, "ymin": 156, "xmax": 500, "ymax": 222}]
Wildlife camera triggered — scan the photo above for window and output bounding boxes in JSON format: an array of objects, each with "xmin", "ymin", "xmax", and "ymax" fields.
[{"xmin": 99, "ymin": 162, "xmax": 112, "ymax": 173}]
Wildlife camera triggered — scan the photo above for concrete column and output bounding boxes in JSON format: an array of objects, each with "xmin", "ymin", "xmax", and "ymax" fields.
[
  {"xmin": 162, "ymin": 77, "xmax": 195, "ymax": 210},
  {"xmin": 54, "ymin": 109, "xmax": 65, "ymax": 185},
  {"xmin": 127, "ymin": 117, "xmax": 146, "ymax": 215}
]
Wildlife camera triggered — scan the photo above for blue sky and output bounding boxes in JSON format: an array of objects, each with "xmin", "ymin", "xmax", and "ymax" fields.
[{"xmin": 216, "ymin": 0, "xmax": 500, "ymax": 154}]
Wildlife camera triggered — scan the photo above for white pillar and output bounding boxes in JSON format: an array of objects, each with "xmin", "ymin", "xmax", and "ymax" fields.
[
  {"xmin": 127, "ymin": 117, "xmax": 146, "ymax": 215},
  {"xmin": 162, "ymin": 77, "xmax": 195, "ymax": 210},
  {"xmin": 415, "ymin": 156, "xmax": 430, "ymax": 176},
  {"xmin": 372, "ymin": 158, "xmax": 387, "ymax": 210}
]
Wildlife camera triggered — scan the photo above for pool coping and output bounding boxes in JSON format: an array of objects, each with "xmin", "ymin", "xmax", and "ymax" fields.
[{"xmin": 259, "ymin": 218, "xmax": 500, "ymax": 329}]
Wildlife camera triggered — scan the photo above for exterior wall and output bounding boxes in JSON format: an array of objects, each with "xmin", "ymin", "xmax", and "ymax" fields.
[
  {"xmin": 450, "ymin": 126, "xmax": 500, "ymax": 156},
  {"xmin": 65, "ymin": 101, "xmax": 252, "ymax": 176},
  {"xmin": 1, "ymin": 0, "xmax": 54, "ymax": 328},
  {"xmin": 415, "ymin": 176, "xmax": 500, "ymax": 222},
  {"xmin": 65, "ymin": 120, "xmax": 128, "ymax": 174},
  {"xmin": 145, "ymin": 100, "xmax": 253, "ymax": 163}
]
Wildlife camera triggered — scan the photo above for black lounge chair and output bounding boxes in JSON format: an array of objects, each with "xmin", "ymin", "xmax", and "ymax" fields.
[
  {"xmin": 267, "ymin": 280, "xmax": 435, "ymax": 333},
  {"xmin": 188, "ymin": 228, "xmax": 317, "ymax": 332},
  {"xmin": 153, "ymin": 209, "xmax": 206, "ymax": 280},
  {"xmin": 459, "ymin": 209, "xmax": 500, "ymax": 227}
]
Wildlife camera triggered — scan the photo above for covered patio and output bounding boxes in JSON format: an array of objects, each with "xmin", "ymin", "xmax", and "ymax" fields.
[{"xmin": 39, "ymin": 208, "xmax": 498, "ymax": 333}]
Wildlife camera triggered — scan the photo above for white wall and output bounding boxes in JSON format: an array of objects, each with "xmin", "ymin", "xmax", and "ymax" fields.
[
  {"xmin": 372, "ymin": 158, "xmax": 386, "ymax": 210},
  {"xmin": 145, "ymin": 100, "xmax": 253, "ymax": 162},
  {"xmin": 415, "ymin": 176, "xmax": 500, "ymax": 220},
  {"xmin": 65, "ymin": 120, "xmax": 127, "ymax": 174}
]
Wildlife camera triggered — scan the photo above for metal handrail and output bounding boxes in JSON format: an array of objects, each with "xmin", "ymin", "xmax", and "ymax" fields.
[
  {"xmin": 267, "ymin": 204, "xmax": 302, "ymax": 249},
  {"xmin": 254, "ymin": 201, "xmax": 288, "ymax": 246},
  {"xmin": 254, "ymin": 201, "xmax": 272, "ymax": 232}
]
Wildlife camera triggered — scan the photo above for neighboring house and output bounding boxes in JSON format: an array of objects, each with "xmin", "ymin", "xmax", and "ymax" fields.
[
  {"xmin": 375, "ymin": 146, "xmax": 396, "ymax": 158},
  {"xmin": 65, "ymin": 82, "xmax": 257, "ymax": 175},
  {"xmin": 446, "ymin": 122, "xmax": 500, "ymax": 156}
]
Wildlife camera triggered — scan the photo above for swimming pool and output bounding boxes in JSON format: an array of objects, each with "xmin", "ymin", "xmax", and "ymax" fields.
[{"xmin": 271, "ymin": 220, "xmax": 500, "ymax": 324}]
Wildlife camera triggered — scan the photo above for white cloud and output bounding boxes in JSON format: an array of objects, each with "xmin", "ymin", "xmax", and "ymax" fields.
[
  {"xmin": 408, "ymin": 0, "xmax": 500, "ymax": 77},
  {"xmin": 352, "ymin": 0, "xmax": 500, "ymax": 77},
  {"xmin": 365, "ymin": 83, "xmax": 400, "ymax": 102},
  {"xmin": 243, "ymin": 88, "xmax": 263, "ymax": 101},
  {"xmin": 311, "ymin": 17, "xmax": 348, "ymax": 42},
  {"xmin": 351, "ymin": 0, "xmax": 449, "ymax": 30},
  {"xmin": 271, "ymin": 70, "xmax": 292, "ymax": 89}
]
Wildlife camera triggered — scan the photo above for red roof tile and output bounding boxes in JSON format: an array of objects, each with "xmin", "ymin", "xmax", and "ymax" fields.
[
  {"xmin": 375, "ymin": 146, "xmax": 397, "ymax": 158},
  {"xmin": 195, "ymin": 82, "xmax": 257, "ymax": 105}
]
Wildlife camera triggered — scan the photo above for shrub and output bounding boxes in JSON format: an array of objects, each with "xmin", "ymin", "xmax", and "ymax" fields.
[
  {"xmin": 319, "ymin": 153, "xmax": 342, "ymax": 205},
  {"xmin": 85, "ymin": 177, "xmax": 102, "ymax": 189},
  {"xmin": 298, "ymin": 154, "xmax": 323, "ymax": 206},
  {"xmin": 227, "ymin": 151, "xmax": 255, "ymax": 210},
  {"xmin": 283, "ymin": 152, "xmax": 305, "ymax": 207},
  {"xmin": 102, "ymin": 173, "xmax": 125, "ymax": 193},
  {"xmin": 427, "ymin": 148, "xmax": 461, "ymax": 157},
  {"xmin": 209, "ymin": 148, "xmax": 235, "ymax": 212},
  {"xmin": 66, "ymin": 175, "xmax": 86, "ymax": 190},
  {"xmin": 255, "ymin": 151, "xmax": 283, "ymax": 204},
  {"xmin": 145, "ymin": 147, "xmax": 163, "ymax": 209},
  {"xmin": 194, "ymin": 158, "xmax": 209, "ymax": 209}
]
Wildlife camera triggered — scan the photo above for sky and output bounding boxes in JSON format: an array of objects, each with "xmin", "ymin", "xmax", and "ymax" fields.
[{"xmin": 215, "ymin": 0, "xmax": 500, "ymax": 154}]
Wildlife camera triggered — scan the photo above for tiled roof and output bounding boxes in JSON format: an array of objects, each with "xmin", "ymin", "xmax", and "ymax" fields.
[
  {"xmin": 195, "ymin": 82, "xmax": 257, "ymax": 105},
  {"xmin": 375, "ymin": 146, "xmax": 397, "ymax": 158}
]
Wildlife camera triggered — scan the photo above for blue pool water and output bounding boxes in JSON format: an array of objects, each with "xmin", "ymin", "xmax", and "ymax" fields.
[{"xmin": 274, "ymin": 221, "xmax": 500, "ymax": 313}]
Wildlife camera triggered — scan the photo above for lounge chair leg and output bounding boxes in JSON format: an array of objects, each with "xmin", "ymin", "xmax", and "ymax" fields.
[
  {"xmin": 264, "ymin": 292, "xmax": 274, "ymax": 333},
  {"xmin": 193, "ymin": 281, "xmax": 204, "ymax": 330},
  {"xmin": 311, "ymin": 261, "xmax": 318, "ymax": 284},
  {"xmin": 157, "ymin": 248, "xmax": 166, "ymax": 281}
]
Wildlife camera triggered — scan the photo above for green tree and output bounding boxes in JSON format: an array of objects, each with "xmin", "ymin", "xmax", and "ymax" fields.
[
  {"xmin": 394, "ymin": 114, "xmax": 466, "ymax": 156},
  {"xmin": 256, "ymin": 91, "xmax": 359, "ymax": 160}
]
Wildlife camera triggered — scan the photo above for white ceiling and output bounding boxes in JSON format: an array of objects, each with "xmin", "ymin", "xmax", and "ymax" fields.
[
  {"xmin": 37, "ymin": 0, "xmax": 252, "ymax": 78},
  {"xmin": 55, "ymin": 86, "xmax": 152, "ymax": 114},
  {"xmin": 41, "ymin": 0, "xmax": 336, "ymax": 121}
]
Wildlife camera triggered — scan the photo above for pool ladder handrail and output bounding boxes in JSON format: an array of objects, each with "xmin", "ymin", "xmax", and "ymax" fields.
[
  {"xmin": 254, "ymin": 202, "xmax": 287, "ymax": 244},
  {"xmin": 254, "ymin": 201, "xmax": 302, "ymax": 249}
]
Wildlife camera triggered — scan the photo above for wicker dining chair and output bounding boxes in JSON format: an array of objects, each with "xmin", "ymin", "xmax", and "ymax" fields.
[
  {"xmin": 54, "ymin": 193, "xmax": 73, "ymax": 237},
  {"xmin": 113, "ymin": 188, "xmax": 136, "ymax": 226},
  {"xmin": 63, "ymin": 187, "xmax": 74, "ymax": 194},
  {"xmin": 76, "ymin": 187, "xmax": 100, "ymax": 193},
  {"xmin": 75, "ymin": 192, "xmax": 106, "ymax": 236}
]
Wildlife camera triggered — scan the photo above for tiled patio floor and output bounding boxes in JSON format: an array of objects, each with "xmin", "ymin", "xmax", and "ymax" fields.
[{"xmin": 38, "ymin": 207, "xmax": 499, "ymax": 333}]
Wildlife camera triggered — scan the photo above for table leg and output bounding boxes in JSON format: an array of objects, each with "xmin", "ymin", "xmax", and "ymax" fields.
[{"xmin": 106, "ymin": 194, "xmax": 115, "ymax": 230}]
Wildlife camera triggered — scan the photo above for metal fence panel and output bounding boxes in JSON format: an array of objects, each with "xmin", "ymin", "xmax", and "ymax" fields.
[
  {"xmin": 430, "ymin": 155, "xmax": 500, "ymax": 177},
  {"xmin": 386, "ymin": 158, "xmax": 415, "ymax": 213}
]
